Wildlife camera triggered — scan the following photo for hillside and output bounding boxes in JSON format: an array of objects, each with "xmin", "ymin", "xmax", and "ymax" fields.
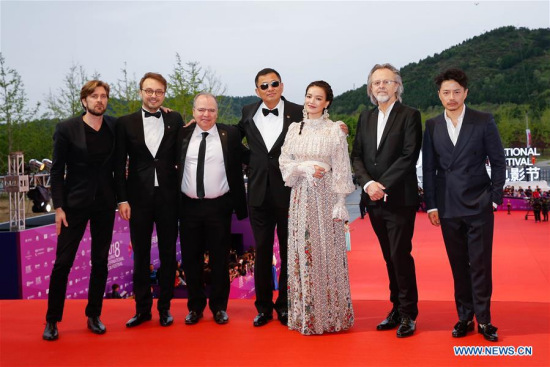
[{"xmin": 330, "ymin": 26, "xmax": 550, "ymax": 114}]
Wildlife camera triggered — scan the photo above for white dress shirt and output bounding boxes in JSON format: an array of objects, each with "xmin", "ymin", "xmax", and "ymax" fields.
[
  {"xmin": 444, "ymin": 104, "xmax": 466, "ymax": 146},
  {"xmin": 252, "ymin": 99, "xmax": 285, "ymax": 152},
  {"xmin": 142, "ymin": 109, "xmax": 164, "ymax": 186},
  {"xmin": 181, "ymin": 124, "xmax": 229, "ymax": 199},
  {"xmin": 364, "ymin": 102, "xmax": 397, "ymax": 193}
]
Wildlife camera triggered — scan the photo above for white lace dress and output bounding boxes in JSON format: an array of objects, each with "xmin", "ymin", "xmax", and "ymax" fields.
[{"xmin": 279, "ymin": 117, "xmax": 355, "ymax": 335}]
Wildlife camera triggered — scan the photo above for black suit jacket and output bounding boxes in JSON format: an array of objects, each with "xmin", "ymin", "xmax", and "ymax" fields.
[
  {"xmin": 422, "ymin": 107, "xmax": 506, "ymax": 218},
  {"xmin": 114, "ymin": 110, "xmax": 183, "ymax": 207},
  {"xmin": 51, "ymin": 114, "xmax": 117, "ymax": 210},
  {"xmin": 176, "ymin": 123, "xmax": 248, "ymax": 220},
  {"xmin": 237, "ymin": 97, "xmax": 303, "ymax": 207},
  {"xmin": 351, "ymin": 102, "xmax": 422, "ymax": 207}
]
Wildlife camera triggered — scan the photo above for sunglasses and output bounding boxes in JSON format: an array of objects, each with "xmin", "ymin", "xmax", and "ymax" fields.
[{"xmin": 258, "ymin": 81, "xmax": 280, "ymax": 90}]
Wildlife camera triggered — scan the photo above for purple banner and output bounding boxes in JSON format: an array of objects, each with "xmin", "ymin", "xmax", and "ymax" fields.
[{"xmin": 19, "ymin": 212, "xmax": 261, "ymax": 300}]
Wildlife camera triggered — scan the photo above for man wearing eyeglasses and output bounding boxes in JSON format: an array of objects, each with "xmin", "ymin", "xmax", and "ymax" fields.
[
  {"xmin": 238, "ymin": 68, "xmax": 303, "ymax": 327},
  {"xmin": 351, "ymin": 63, "xmax": 422, "ymax": 338},
  {"xmin": 176, "ymin": 93, "xmax": 247, "ymax": 325},
  {"xmin": 114, "ymin": 72, "xmax": 183, "ymax": 328}
]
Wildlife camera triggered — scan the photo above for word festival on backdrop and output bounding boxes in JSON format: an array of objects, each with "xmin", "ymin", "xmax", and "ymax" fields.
[{"xmin": 504, "ymin": 147, "xmax": 540, "ymax": 182}]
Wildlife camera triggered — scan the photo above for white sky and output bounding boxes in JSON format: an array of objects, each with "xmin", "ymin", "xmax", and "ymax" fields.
[{"xmin": 1, "ymin": 0, "xmax": 549, "ymax": 111}]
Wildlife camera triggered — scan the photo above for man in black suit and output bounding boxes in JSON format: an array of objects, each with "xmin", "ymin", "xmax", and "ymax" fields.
[
  {"xmin": 115, "ymin": 72, "xmax": 183, "ymax": 328},
  {"xmin": 422, "ymin": 68, "xmax": 505, "ymax": 342},
  {"xmin": 177, "ymin": 93, "xmax": 247, "ymax": 325},
  {"xmin": 43, "ymin": 80, "xmax": 116, "ymax": 341},
  {"xmin": 238, "ymin": 68, "xmax": 303, "ymax": 327},
  {"xmin": 351, "ymin": 63, "xmax": 422, "ymax": 338}
]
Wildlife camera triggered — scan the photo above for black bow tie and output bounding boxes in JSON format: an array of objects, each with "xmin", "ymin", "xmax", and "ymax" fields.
[
  {"xmin": 143, "ymin": 109, "xmax": 161, "ymax": 119},
  {"xmin": 262, "ymin": 108, "xmax": 279, "ymax": 117}
]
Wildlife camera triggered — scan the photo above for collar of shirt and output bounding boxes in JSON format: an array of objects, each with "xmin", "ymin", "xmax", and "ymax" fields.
[
  {"xmin": 258, "ymin": 99, "xmax": 284, "ymax": 120},
  {"xmin": 141, "ymin": 108, "xmax": 163, "ymax": 123},
  {"xmin": 376, "ymin": 101, "xmax": 396, "ymax": 148},
  {"xmin": 444, "ymin": 104, "xmax": 466, "ymax": 145},
  {"xmin": 193, "ymin": 123, "xmax": 219, "ymax": 139}
]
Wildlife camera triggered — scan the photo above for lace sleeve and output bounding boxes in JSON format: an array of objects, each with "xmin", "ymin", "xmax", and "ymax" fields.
[
  {"xmin": 279, "ymin": 123, "xmax": 309, "ymax": 187},
  {"xmin": 330, "ymin": 122, "xmax": 355, "ymax": 220}
]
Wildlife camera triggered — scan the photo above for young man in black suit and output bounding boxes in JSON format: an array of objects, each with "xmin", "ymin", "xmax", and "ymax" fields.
[
  {"xmin": 351, "ymin": 63, "xmax": 422, "ymax": 338},
  {"xmin": 43, "ymin": 80, "xmax": 116, "ymax": 340},
  {"xmin": 177, "ymin": 93, "xmax": 247, "ymax": 325},
  {"xmin": 422, "ymin": 68, "xmax": 505, "ymax": 341},
  {"xmin": 238, "ymin": 68, "xmax": 303, "ymax": 327},
  {"xmin": 115, "ymin": 72, "xmax": 183, "ymax": 328}
]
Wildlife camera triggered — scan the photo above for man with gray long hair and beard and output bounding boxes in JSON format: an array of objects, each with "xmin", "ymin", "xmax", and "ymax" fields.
[{"xmin": 351, "ymin": 63, "xmax": 422, "ymax": 338}]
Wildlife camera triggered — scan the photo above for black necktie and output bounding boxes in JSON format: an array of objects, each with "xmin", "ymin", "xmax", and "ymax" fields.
[
  {"xmin": 143, "ymin": 109, "xmax": 161, "ymax": 118},
  {"xmin": 196, "ymin": 132, "xmax": 209, "ymax": 199},
  {"xmin": 262, "ymin": 108, "xmax": 279, "ymax": 117}
]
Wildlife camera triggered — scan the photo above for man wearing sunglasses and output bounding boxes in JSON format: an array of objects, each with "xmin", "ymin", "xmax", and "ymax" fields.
[
  {"xmin": 114, "ymin": 72, "xmax": 183, "ymax": 328},
  {"xmin": 238, "ymin": 68, "xmax": 303, "ymax": 327}
]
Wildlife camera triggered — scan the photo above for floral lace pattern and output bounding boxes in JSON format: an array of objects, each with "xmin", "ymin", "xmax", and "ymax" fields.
[{"xmin": 279, "ymin": 118, "xmax": 355, "ymax": 335}]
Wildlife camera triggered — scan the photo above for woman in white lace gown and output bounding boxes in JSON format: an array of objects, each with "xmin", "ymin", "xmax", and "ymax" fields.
[{"xmin": 279, "ymin": 81, "xmax": 355, "ymax": 335}]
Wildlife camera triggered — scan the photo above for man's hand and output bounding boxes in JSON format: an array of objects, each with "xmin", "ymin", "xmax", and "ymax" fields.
[
  {"xmin": 55, "ymin": 208, "xmax": 68, "ymax": 235},
  {"xmin": 366, "ymin": 181, "xmax": 386, "ymax": 201},
  {"xmin": 428, "ymin": 211, "xmax": 440, "ymax": 226},
  {"xmin": 339, "ymin": 122, "xmax": 349, "ymax": 135},
  {"xmin": 160, "ymin": 106, "xmax": 173, "ymax": 114},
  {"xmin": 118, "ymin": 202, "xmax": 131, "ymax": 221}
]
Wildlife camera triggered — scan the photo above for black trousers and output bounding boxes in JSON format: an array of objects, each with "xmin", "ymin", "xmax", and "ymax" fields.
[
  {"xmin": 249, "ymin": 193, "xmax": 289, "ymax": 315},
  {"xmin": 130, "ymin": 188, "xmax": 178, "ymax": 314},
  {"xmin": 179, "ymin": 194, "xmax": 233, "ymax": 314},
  {"xmin": 441, "ymin": 207, "xmax": 494, "ymax": 324},
  {"xmin": 46, "ymin": 205, "xmax": 115, "ymax": 322},
  {"xmin": 367, "ymin": 204, "xmax": 418, "ymax": 320}
]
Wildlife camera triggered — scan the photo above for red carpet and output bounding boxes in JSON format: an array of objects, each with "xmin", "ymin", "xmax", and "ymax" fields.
[{"xmin": 1, "ymin": 211, "xmax": 549, "ymax": 366}]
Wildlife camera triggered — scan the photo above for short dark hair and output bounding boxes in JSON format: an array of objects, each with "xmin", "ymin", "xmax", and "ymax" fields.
[
  {"xmin": 139, "ymin": 72, "xmax": 167, "ymax": 90},
  {"xmin": 254, "ymin": 68, "xmax": 281, "ymax": 86},
  {"xmin": 80, "ymin": 80, "xmax": 110, "ymax": 110},
  {"xmin": 305, "ymin": 80, "xmax": 334, "ymax": 109},
  {"xmin": 434, "ymin": 68, "xmax": 468, "ymax": 90}
]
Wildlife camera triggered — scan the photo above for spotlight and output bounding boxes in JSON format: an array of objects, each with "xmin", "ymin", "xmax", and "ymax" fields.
[
  {"xmin": 42, "ymin": 159, "xmax": 53, "ymax": 171},
  {"xmin": 29, "ymin": 159, "xmax": 45, "ymax": 171},
  {"xmin": 27, "ymin": 185, "xmax": 52, "ymax": 213}
]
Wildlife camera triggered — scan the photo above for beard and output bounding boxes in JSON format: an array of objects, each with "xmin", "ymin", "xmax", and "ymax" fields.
[
  {"xmin": 375, "ymin": 93, "xmax": 390, "ymax": 103},
  {"xmin": 87, "ymin": 104, "xmax": 106, "ymax": 116}
]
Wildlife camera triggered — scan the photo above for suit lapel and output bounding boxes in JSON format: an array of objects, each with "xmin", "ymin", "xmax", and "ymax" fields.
[
  {"xmin": 365, "ymin": 109, "xmax": 378, "ymax": 157},
  {"xmin": 450, "ymin": 107, "xmax": 474, "ymax": 164},
  {"xmin": 76, "ymin": 116, "xmax": 88, "ymax": 159},
  {"xmin": 271, "ymin": 99, "xmax": 296, "ymax": 152},
  {"xmin": 156, "ymin": 111, "xmax": 176, "ymax": 158},
  {"xmin": 218, "ymin": 125, "xmax": 230, "ymax": 175},
  {"xmin": 377, "ymin": 102, "xmax": 401, "ymax": 152},
  {"xmin": 246, "ymin": 100, "xmax": 269, "ymax": 153}
]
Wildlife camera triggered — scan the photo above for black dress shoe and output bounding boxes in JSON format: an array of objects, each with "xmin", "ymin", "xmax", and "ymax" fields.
[
  {"xmin": 87, "ymin": 316, "xmax": 106, "ymax": 334},
  {"xmin": 376, "ymin": 309, "xmax": 400, "ymax": 330},
  {"xmin": 277, "ymin": 310, "xmax": 288, "ymax": 326},
  {"xmin": 396, "ymin": 317, "xmax": 416, "ymax": 338},
  {"xmin": 126, "ymin": 312, "xmax": 152, "ymax": 328},
  {"xmin": 452, "ymin": 320, "xmax": 474, "ymax": 338},
  {"xmin": 253, "ymin": 313, "xmax": 273, "ymax": 327},
  {"xmin": 185, "ymin": 311, "xmax": 203, "ymax": 325},
  {"xmin": 159, "ymin": 310, "xmax": 174, "ymax": 327},
  {"xmin": 214, "ymin": 310, "xmax": 229, "ymax": 325},
  {"xmin": 478, "ymin": 323, "xmax": 498, "ymax": 342},
  {"xmin": 42, "ymin": 321, "xmax": 58, "ymax": 341}
]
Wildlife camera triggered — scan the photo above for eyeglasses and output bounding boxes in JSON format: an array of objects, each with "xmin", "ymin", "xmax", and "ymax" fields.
[
  {"xmin": 371, "ymin": 80, "xmax": 398, "ymax": 87},
  {"xmin": 141, "ymin": 89, "xmax": 165, "ymax": 96},
  {"xmin": 194, "ymin": 108, "xmax": 217, "ymax": 114},
  {"xmin": 258, "ymin": 81, "xmax": 280, "ymax": 90}
]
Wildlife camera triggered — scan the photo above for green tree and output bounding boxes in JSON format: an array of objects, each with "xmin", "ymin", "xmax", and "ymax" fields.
[
  {"xmin": 44, "ymin": 63, "xmax": 94, "ymax": 119},
  {"xmin": 109, "ymin": 62, "xmax": 141, "ymax": 117},
  {"xmin": 0, "ymin": 53, "xmax": 40, "ymax": 172}
]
